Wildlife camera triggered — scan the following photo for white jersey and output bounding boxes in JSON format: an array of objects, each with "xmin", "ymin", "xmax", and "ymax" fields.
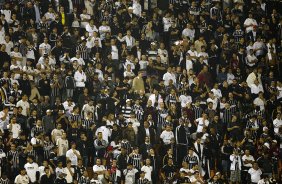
[{"xmin": 24, "ymin": 162, "xmax": 39, "ymax": 182}]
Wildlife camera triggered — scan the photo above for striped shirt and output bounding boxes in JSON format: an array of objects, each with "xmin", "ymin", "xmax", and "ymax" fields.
[
  {"xmin": 192, "ymin": 106, "xmax": 203, "ymax": 120},
  {"xmin": 69, "ymin": 114, "xmax": 82, "ymax": 123},
  {"xmin": 121, "ymin": 106, "xmax": 132, "ymax": 119},
  {"xmin": 165, "ymin": 94, "xmax": 177, "ymax": 107},
  {"xmin": 128, "ymin": 153, "xmax": 142, "ymax": 170},
  {"xmin": 31, "ymin": 126, "xmax": 45, "ymax": 137},
  {"xmin": 82, "ymin": 118, "xmax": 94, "ymax": 130},
  {"xmin": 222, "ymin": 107, "xmax": 236, "ymax": 124},
  {"xmin": 0, "ymin": 178, "xmax": 10, "ymax": 184},
  {"xmin": 157, "ymin": 109, "xmax": 168, "ymax": 127},
  {"xmin": 76, "ymin": 44, "xmax": 89, "ymax": 61},
  {"xmin": 132, "ymin": 104, "xmax": 144, "ymax": 122},
  {"xmin": 78, "ymin": 176, "xmax": 90, "ymax": 184},
  {"xmin": 43, "ymin": 141, "xmax": 54, "ymax": 160},
  {"xmin": 50, "ymin": 79, "xmax": 61, "ymax": 97},
  {"xmin": 7, "ymin": 150, "xmax": 19, "ymax": 168},
  {"xmin": 121, "ymin": 141, "xmax": 131, "ymax": 154},
  {"xmin": 183, "ymin": 155, "xmax": 198, "ymax": 169},
  {"xmin": 233, "ymin": 29, "xmax": 244, "ymax": 43}
]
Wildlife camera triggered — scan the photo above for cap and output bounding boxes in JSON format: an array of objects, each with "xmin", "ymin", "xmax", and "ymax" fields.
[
  {"xmin": 263, "ymin": 127, "xmax": 268, "ymax": 131},
  {"xmin": 264, "ymin": 142, "xmax": 270, "ymax": 149},
  {"xmin": 126, "ymin": 99, "xmax": 131, "ymax": 103},
  {"xmin": 272, "ymin": 140, "xmax": 277, "ymax": 143},
  {"xmin": 128, "ymin": 7, "xmax": 133, "ymax": 10},
  {"xmin": 46, "ymin": 109, "xmax": 53, "ymax": 113}
]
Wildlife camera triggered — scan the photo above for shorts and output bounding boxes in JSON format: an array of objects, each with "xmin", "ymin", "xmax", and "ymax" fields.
[{"xmin": 230, "ymin": 170, "xmax": 241, "ymax": 182}]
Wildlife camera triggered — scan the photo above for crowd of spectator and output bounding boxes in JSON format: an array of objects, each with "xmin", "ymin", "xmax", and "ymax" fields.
[{"xmin": 0, "ymin": 0, "xmax": 282, "ymax": 183}]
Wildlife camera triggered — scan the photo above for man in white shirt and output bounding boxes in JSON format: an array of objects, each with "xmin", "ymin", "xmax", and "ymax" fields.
[
  {"xmin": 39, "ymin": 37, "xmax": 51, "ymax": 56},
  {"xmin": 244, "ymin": 13, "xmax": 258, "ymax": 33},
  {"xmin": 95, "ymin": 122, "xmax": 111, "ymax": 143},
  {"xmin": 185, "ymin": 53, "xmax": 193, "ymax": 71},
  {"xmin": 182, "ymin": 23, "xmax": 195, "ymax": 41},
  {"xmin": 16, "ymin": 94, "xmax": 30, "ymax": 116},
  {"xmin": 14, "ymin": 168, "xmax": 30, "ymax": 184},
  {"xmin": 24, "ymin": 156, "xmax": 39, "ymax": 183},
  {"xmin": 250, "ymin": 79, "xmax": 264, "ymax": 95},
  {"xmin": 66, "ymin": 142, "xmax": 81, "ymax": 166},
  {"xmin": 248, "ymin": 163, "xmax": 262, "ymax": 183},
  {"xmin": 163, "ymin": 67, "xmax": 176, "ymax": 86},
  {"xmin": 160, "ymin": 125, "xmax": 174, "ymax": 145},
  {"xmin": 195, "ymin": 113, "xmax": 209, "ymax": 133},
  {"xmin": 93, "ymin": 158, "xmax": 106, "ymax": 181},
  {"xmin": 273, "ymin": 113, "xmax": 282, "ymax": 134},
  {"xmin": 246, "ymin": 49, "xmax": 258, "ymax": 67},
  {"xmin": 74, "ymin": 66, "xmax": 87, "ymax": 87},
  {"xmin": 7, "ymin": 116, "xmax": 21, "ymax": 139},
  {"xmin": 141, "ymin": 158, "xmax": 153, "ymax": 182}
]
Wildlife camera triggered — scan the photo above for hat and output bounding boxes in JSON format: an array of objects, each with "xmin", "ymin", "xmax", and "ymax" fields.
[
  {"xmin": 215, "ymin": 172, "xmax": 221, "ymax": 176},
  {"xmin": 151, "ymin": 42, "xmax": 156, "ymax": 45},
  {"xmin": 126, "ymin": 99, "xmax": 131, "ymax": 103},
  {"xmin": 46, "ymin": 109, "xmax": 53, "ymax": 113},
  {"xmin": 264, "ymin": 142, "xmax": 270, "ymax": 149},
  {"xmin": 272, "ymin": 140, "xmax": 277, "ymax": 143},
  {"xmin": 128, "ymin": 7, "xmax": 133, "ymax": 10},
  {"xmin": 263, "ymin": 127, "xmax": 268, "ymax": 131}
]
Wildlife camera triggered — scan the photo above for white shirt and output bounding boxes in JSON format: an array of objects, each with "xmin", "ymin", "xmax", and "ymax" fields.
[
  {"xmin": 85, "ymin": 23, "xmax": 98, "ymax": 36},
  {"xmin": 186, "ymin": 59, "xmax": 193, "ymax": 71},
  {"xmin": 248, "ymin": 168, "xmax": 262, "ymax": 183},
  {"xmin": 246, "ymin": 72, "xmax": 257, "ymax": 87},
  {"xmin": 244, "ymin": 18, "xmax": 258, "ymax": 32},
  {"xmin": 133, "ymin": 1, "xmax": 142, "ymax": 17},
  {"xmin": 99, "ymin": 25, "xmax": 111, "ymax": 40},
  {"xmin": 141, "ymin": 165, "xmax": 153, "ymax": 181},
  {"xmin": 273, "ymin": 118, "xmax": 282, "ymax": 134},
  {"xmin": 163, "ymin": 72, "xmax": 176, "ymax": 86},
  {"xmin": 253, "ymin": 97, "xmax": 265, "ymax": 111},
  {"xmin": 242, "ymin": 154, "xmax": 255, "ymax": 168},
  {"xmin": 250, "ymin": 84, "xmax": 264, "ymax": 94},
  {"xmin": 14, "ymin": 174, "xmax": 29, "ymax": 184},
  {"xmin": 196, "ymin": 118, "xmax": 209, "ymax": 132},
  {"xmin": 66, "ymin": 149, "xmax": 81, "ymax": 166},
  {"xmin": 207, "ymin": 97, "xmax": 218, "ymax": 110},
  {"xmin": 74, "ymin": 70, "xmax": 87, "ymax": 87},
  {"xmin": 182, "ymin": 28, "xmax": 195, "ymax": 41},
  {"xmin": 7, "ymin": 123, "xmax": 21, "ymax": 138},
  {"xmin": 51, "ymin": 129, "xmax": 64, "ymax": 142},
  {"xmin": 163, "ymin": 17, "xmax": 172, "ymax": 32},
  {"xmin": 64, "ymin": 167, "xmax": 74, "ymax": 183},
  {"xmin": 246, "ymin": 54, "xmax": 258, "ymax": 67},
  {"xmin": 111, "ymin": 45, "xmax": 119, "ymax": 60},
  {"xmin": 93, "ymin": 165, "xmax": 106, "ymax": 181},
  {"xmin": 179, "ymin": 95, "xmax": 192, "ymax": 108},
  {"xmin": 139, "ymin": 60, "xmax": 148, "ymax": 70},
  {"xmin": 16, "ymin": 100, "xmax": 30, "ymax": 116},
  {"xmin": 95, "ymin": 126, "xmax": 111, "ymax": 143},
  {"xmin": 56, "ymin": 138, "xmax": 69, "ymax": 156},
  {"xmin": 160, "ymin": 130, "xmax": 174, "ymax": 145},
  {"xmin": 39, "ymin": 43, "xmax": 51, "ymax": 55},
  {"xmin": 24, "ymin": 162, "xmax": 39, "ymax": 182},
  {"xmin": 124, "ymin": 168, "xmax": 138, "ymax": 184},
  {"xmin": 0, "ymin": 40, "xmax": 13, "ymax": 54},
  {"xmin": 211, "ymin": 88, "xmax": 222, "ymax": 99}
]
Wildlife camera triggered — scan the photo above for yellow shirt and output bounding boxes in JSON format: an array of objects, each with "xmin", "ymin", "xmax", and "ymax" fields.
[{"xmin": 61, "ymin": 13, "xmax": 65, "ymax": 25}]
